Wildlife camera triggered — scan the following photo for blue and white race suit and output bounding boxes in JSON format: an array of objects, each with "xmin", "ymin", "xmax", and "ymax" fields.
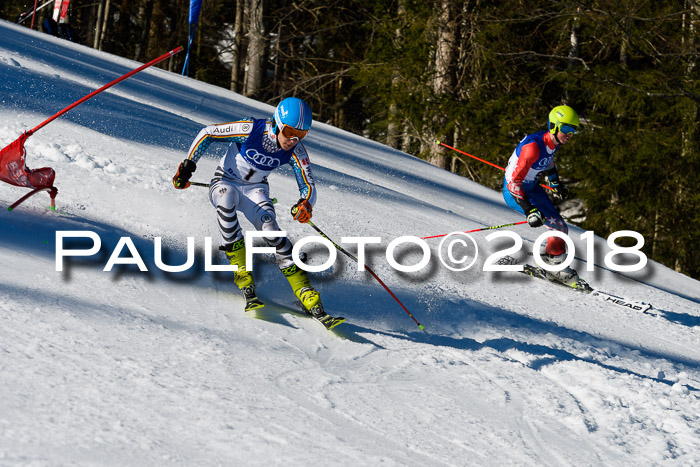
[{"xmin": 185, "ymin": 118, "xmax": 316, "ymax": 268}]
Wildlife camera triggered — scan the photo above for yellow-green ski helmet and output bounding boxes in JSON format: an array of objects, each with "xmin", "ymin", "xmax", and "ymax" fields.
[{"xmin": 548, "ymin": 105, "xmax": 579, "ymax": 135}]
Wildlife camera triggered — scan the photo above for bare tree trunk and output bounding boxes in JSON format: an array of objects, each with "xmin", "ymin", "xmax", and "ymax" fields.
[
  {"xmin": 387, "ymin": 0, "xmax": 407, "ymax": 148},
  {"xmin": 619, "ymin": 32, "xmax": 628, "ymax": 68},
  {"xmin": 230, "ymin": 0, "xmax": 245, "ymax": 92},
  {"xmin": 432, "ymin": 1, "xmax": 457, "ymax": 98},
  {"xmin": 569, "ymin": 7, "xmax": 581, "ymax": 68},
  {"xmin": 451, "ymin": 0, "xmax": 479, "ymax": 172},
  {"xmin": 244, "ymin": 0, "xmax": 265, "ymax": 99},
  {"xmin": 426, "ymin": 0, "xmax": 457, "ymax": 170},
  {"xmin": 651, "ymin": 207, "xmax": 660, "ymax": 258},
  {"xmin": 270, "ymin": 19, "xmax": 283, "ymax": 96},
  {"xmin": 681, "ymin": 1, "xmax": 697, "ymax": 161},
  {"xmin": 334, "ymin": 77, "xmax": 345, "ymax": 127},
  {"xmin": 465, "ymin": 0, "xmax": 481, "ymax": 90},
  {"xmin": 97, "ymin": 0, "xmax": 111, "ymax": 51},
  {"xmin": 387, "ymin": 101, "xmax": 399, "ymax": 148},
  {"xmin": 241, "ymin": 0, "xmax": 250, "ymax": 94},
  {"xmin": 401, "ymin": 119, "xmax": 412, "ymax": 153},
  {"xmin": 618, "ymin": 16, "xmax": 629, "ymax": 69},
  {"xmin": 451, "ymin": 126, "xmax": 460, "ymax": 173},
  {"xmin": 134, "ymin": 0, "xmax": 154, "ymax": 61},
  {"xmin": 676, "ymin": 0, "xmax": 698, "ymax": 273},
  {"xmin": 566, "ymin": 6, "xmax": 581, "ymax": 103},
  {"xmin": 93, "ymin": 0, "xmax": 105, "ymax": 49}
]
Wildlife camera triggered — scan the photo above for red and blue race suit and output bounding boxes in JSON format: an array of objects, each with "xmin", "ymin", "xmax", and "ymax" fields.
[{"xmin": 503, "ymin": 130, "xmax": 568, "ymax": 255}]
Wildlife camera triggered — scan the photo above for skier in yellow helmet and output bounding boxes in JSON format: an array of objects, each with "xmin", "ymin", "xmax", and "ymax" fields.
[{"xmin": 502, "ymin": 105, "xmax": 584, "ymax": 288}]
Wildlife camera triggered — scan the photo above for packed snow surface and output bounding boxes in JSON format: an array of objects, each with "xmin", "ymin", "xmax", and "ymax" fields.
[{"xmin": 1, "ymin": 20, "xmax": 699, "ymax": 466}]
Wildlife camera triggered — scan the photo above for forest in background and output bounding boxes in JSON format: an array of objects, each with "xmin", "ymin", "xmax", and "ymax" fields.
[{"xmin": 1, "ymin": 1, "xmax": 699, "ymax": 279}]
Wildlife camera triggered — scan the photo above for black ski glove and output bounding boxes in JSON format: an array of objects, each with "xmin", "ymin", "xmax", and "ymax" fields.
[
  {"xmin": 173, "ymin": 159, "xmax": 196, "ymax": 189},
  {"xmin": 550, "ymin": 180, "xmax": 570, "ymax": 201},
  {"xmin": 526, "ymin": 208, "xmax": 544, "ymax": 227}
]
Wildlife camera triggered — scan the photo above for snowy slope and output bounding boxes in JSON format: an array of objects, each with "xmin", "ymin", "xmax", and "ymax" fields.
[{"xmin": 1, "ymin": 20, "xmax": 699, "ymax": 466}]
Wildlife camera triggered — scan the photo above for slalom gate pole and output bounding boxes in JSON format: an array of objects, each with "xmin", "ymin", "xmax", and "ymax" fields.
[
  {"xmin": 307, "ymin": 220, "xmax": 425, "ymax": 331},
  {"xmin": 7, "ymin": 186, "xmax": 57, "ymax": 211},
  {"xmin": 436, "ymin": 140, "xmax": 553, "ymax": 192},
  {"xmin": 421, "ymin": 220, "xmax": 529, "ymax": 240},
  {"xmin": 17, "ymin": 0, "xmax": 51, "ymax": 26},
  {"xmin": 27, "ymin": 47, "xmax": 183, "ymax": 136},
  {"xmin": 29, "ymin": 0, "xmax": 38, "ymax": 28},
  {"xmin": 2, "ymin": 47, "xmax": 182, "ymax": 213}
]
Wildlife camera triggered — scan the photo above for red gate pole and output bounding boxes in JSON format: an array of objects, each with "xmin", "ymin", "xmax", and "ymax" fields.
[
  {"xmin": 27, "ymin": 46, "xmax": 183, "ymax": 136},
  {"xmin": 436, "ymin": 140, "xmax": 554, "ymax": 192}
]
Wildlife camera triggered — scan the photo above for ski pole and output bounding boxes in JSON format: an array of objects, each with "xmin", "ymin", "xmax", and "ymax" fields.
[
  {"xmin": 421, "ymin": 220, "xmax": 529, "ymax": 240},
  {"xmin": 26, "ymin": 47, "xmax": 183, "ymax": 136},
  {"xmin": 17, "ymin": 0, "xmax": 52, "ymax": 27},
  {"xmin": 306, "ymin": 220, "xmax": 425, "ymax": 331},
  {"xmin": 436, "ymin": 140, "xmax": 553, "ymax": 192}
]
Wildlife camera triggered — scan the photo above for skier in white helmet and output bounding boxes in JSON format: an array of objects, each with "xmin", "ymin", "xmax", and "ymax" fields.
[{"xmin": 173, "ymin": 97, "xmax": 344, "ymax": 329}]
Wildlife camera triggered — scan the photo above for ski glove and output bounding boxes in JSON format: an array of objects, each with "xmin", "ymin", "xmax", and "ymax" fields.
[
  {"xmin": 291, "ymin": 199, "xmax": 312, "ymax": 223},
  {"xmin": 526, "ymin": 208, "xmax": 544, "ymax": 228},
  {"xmin": 173, "ymin": 159, "xmax": 197, "ymax": 189},
  {"xmin": 550, "ymin": 181, "xmax": 570, "ymax": 201}
]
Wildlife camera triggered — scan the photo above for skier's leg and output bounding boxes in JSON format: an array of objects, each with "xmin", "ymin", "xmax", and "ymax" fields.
[
  {"xmin": 239, "ymin": 184, "xmax": 328, "ymax": 320},
  {"xmin": 528, "ymin": 189, "xmax": 580, "ymax": 286},
  {"xmin": 237, "ymin": 184, "xmax": 294, "ymax": 267},
  {"xmin": 209, "ymin": 180, "xmax": 255, "ymax": 292},
  {"xmin": 502, "ymin": 181, "xmax": 526, "ymax": 215},
  {"xmin": 210, "ymin": 180, "xmax": 243, "ymax": 248}
]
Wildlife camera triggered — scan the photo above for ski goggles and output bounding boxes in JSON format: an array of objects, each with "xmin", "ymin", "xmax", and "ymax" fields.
[
  {"xmin": 559, "ymin": 123, "xmax": 577, "ymax": 136},
  {"xmin": 280, "ymin": 124, "xmax": 309, "ymax": 140}
]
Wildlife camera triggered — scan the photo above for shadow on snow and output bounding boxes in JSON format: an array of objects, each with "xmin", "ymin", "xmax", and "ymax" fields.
[{"xmin": 2, "ymin": 207, "xmax": 698, "ymax": 395}]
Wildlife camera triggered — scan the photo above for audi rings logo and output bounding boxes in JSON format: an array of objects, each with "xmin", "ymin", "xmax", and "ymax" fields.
[
  {"xmin": 536, "ymin": 156, "xmax": 553, "ymax": 169},
  {"xmin": 245, "ymin": 149, "xmax": 280, "ymax": 167}
]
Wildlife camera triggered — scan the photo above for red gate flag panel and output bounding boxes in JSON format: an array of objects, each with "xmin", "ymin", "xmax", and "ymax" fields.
[{"xmin": 0, "ymin": 132, "xmax": 55, "ymax": 190}]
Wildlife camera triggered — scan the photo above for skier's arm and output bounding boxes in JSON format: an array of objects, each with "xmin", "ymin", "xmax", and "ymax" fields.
[
  {"xmin": 174, "ymin": 120, "xmax": 253, "ymax": 189},
  {"xmin": 506, "ymin": 142, "xmax": 540, "ymax": 212},
  {"xmin": 543, "ymin": 165, "xmax": 569, "ymax": 200},
  {"xmin": 542, "ymin": 164, "xmax": 559, "ymax": 184},
  {"xmin": 289, "ymin": 143, "xmax": 317, "ymax": 206},
  {"xmin": 185, "ymin": 120, "xmax": 254, "ymax": 163}
]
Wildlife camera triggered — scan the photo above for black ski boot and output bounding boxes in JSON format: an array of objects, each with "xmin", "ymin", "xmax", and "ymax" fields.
[
  {"xmin": 241, "ymin": 285, "xmax": 265, "ymax": 311},
  {"xmin": 307, "ymin": 301, "xmax": 345, "ymax": 330}
]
